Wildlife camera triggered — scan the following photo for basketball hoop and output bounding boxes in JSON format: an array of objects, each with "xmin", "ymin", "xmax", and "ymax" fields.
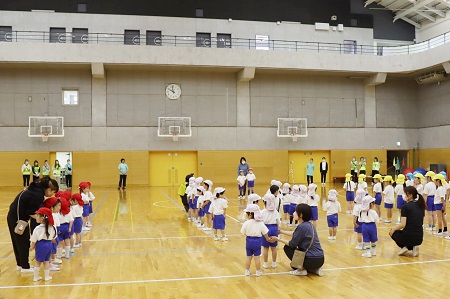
[
  {"xmin": 291, "ymin": 133, "xmax": 298, "ymax": 142},
  {"xmin": 41, "ymin": 133, "xmax": 49, "ymax": 142},
  {"xmin": 172, "ymin": 132, "xmax": 179, "ymax": 142}
]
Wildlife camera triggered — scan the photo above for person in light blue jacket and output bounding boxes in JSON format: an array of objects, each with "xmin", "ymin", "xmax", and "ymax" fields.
[
  {"xmin": 306, "ymin": 159, "xmax": 315, "ymax": 185},
  {"xmin": 118, "ymin": 158, "xmax": 128, "ymax": 190}
]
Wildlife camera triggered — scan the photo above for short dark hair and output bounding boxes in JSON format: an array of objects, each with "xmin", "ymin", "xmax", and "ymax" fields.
[
  {"xmin": 270, "ymin": 185, "xmax": 279, "ymax": 195},
  {"xmin": 296, "ymin": 203, "xmax": 312, "ymax": 222},
  {"xmin": 39, "ymin": 176, "xmax": 59, "ymax": 192},
  {"xmin": 121, "ymin": 158, "xmax": 125, "ymax": 163}
]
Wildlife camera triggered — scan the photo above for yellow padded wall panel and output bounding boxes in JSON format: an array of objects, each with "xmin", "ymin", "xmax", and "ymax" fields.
[{"xmin": 417, "ymin": 149, "xmax": 450, "ymax": 172}]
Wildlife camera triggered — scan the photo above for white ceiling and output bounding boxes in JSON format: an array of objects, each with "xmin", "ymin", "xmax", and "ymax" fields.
[{"xmin": 365, "ymin": 0, "xmax": 450, "ymax": 28}]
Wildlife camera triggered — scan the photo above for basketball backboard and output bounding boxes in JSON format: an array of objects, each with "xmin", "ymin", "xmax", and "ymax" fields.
[
  {"xmin": 157, "ymin": 117, "xmax": 192, "ymax": 141},
  {"xmin": 28, "ymin": 116, "xmax": 64, "ymax": 141},
  {"xmin": 277, "ymin": 118, "xmax": 308, "ymax": 142}
]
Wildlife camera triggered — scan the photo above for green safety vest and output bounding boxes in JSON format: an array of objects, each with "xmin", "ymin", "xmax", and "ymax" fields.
[
  {"xmin": 33, "ymin": 166, "xmax": 40, "ymax": 174},
  {"xmin": 43, "ymin": 165, "xmax": 50, "ymax": 176},
  {"xmin": 360, "ymin": 162, "xmax": 366, "ymax": 171},
  {"xmin": 350, "ymin": 161, "xmax": 358, "ymax": 170},
  {"xmin": 22, "ymin": 165, "xmax": 31, "ymax": 175},
  {"xmin": 53, "ymin": 166, "xmax": 61, "ymax": 176},
  {"xmin": 372, "ymin": 161, "xmax": 380, "ymax": 170}
]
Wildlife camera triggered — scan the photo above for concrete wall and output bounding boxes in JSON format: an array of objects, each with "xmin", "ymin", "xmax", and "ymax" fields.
[
  {"xmin": 416, "ymin": 14, "xmax": 450, "ymax": 42},
  {"xmin": 418, "ymin": 79, "xmax": 450, "ymax": 128}
]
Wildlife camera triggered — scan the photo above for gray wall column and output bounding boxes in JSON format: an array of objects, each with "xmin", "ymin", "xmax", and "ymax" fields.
[
  {"xmin": 236, "ymin": 67, "xmax": 255, "ymax": 127},
  {"xmin": 91, "ymin": 63, "xmax": 106, "ymax": 127},
  {"xmin": 365, "ymin": 73, "xmax": 386, "ymax": 128}
]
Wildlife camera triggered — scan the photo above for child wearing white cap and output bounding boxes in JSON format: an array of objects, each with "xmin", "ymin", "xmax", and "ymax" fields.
[
  {"xmin": 360, "ymin": 195, "xmax": 379, "ymax": 258},
  {"xmin": 353, "ymin": 189, "xmax": 366, "ymax": 249},
  {"xmin": 394, "ymin": 174, "xmax": 406, "ymax": 224},
  {"xmin": 323, "ymin": 190, "xmax": 341, "ymax": 240},
  {"xmin": 281, "ymin": 183, "xmax": 291, "ymax": 225},
  {"xmin": 246, "ymin": 168, "xmax": 256, "ymax": 196},
  {"xmin": 261, "ymin": 194, "xmax": 281, "ymax": 269},
  {"xmin": 186, "ymin": 177, "xmax": 196, "ymax": 221},
  {"xmin": 382, "ymin": 176, "xmax": 395, "ymax": 224},
  {"xmin": 209, "ymin": 187, "xmax": 229, "ymax": 241},
  {"xmin": 423, "ymin": 171, "xmax": 436, "ymax": 231},
  {"xmin": 192, "ymin": 177, "xmax": 203, "ymax": 224},
  {"xmin": 240, "ymin": 204, "xmax": 274, "ymax": 276},
  {"xmin": 202, "ymin": 180, "xmax": 214, "ymax": 231},
  {"xmin": 237, "ymin": 171, "xmax": 246, "ymax": 199},
  {"xmin": 372, "ymin": 174, "xmax": 383, "ymax": 219},
  {"xmin": 196, "ymin": 186, "xmax": 206, "ymax": 229},
  {"xmin": 433, "ymin": 174, "xmax": 447, "ymax": 236},
  {"xmin": 289, "ymin": 185, "xmax": 301, "ymax": 226},
  {"xmin": 343, "ymin": 174, "xmax": 356, "ymax": 214},
  {"xmin": 307, "ymin": 184, "xmax": 319, "ymax": 227}
]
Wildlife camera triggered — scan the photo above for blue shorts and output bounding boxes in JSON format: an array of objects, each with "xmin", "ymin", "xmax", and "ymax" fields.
[
  {"xmin": 346, "ymin": 191, "xmax": 354, "ymax": 202},
  {"xmin": 397, "ymin": 195, "xmax": 404, "ymax": 209},
  {"xmin": 82, "ymin": 204, "xmax": 90, "ymax": 217},
  {"xmin": 213, "ymin": 214, "xmax": 226, "ymax": 230},
  {"xmin": 58, "ymin": 222, "xmax": 70, "ymax": 240},
  {"xmin": 427, "ymin": 196, "xmax": 435, "ymax": 211},
  {"xmin": 89, "ymin": 201, "xmax": 93, "ymax": 213},
  {"xmin": 374, "ymin": 193, "xmax": 382, "ymax": 205},
  {"xmin": 198, "ymin": 208, "xmax": 205, "ymax": 217},
  {"xmin": 283, "ymin": 205, "xmax": 290, "ymax": 213},
  {"xmin": 193, "ymin": 196, "xmax": 198, "ymax": 209},
  {"xmin": 73, "ymin": 217, "xmax": 83, "ymax": 233},
  {"xmin": 69, "ymin": 222, "xmax": 75, "ymax": 237},
  {"xmin": 262, "ymin": 224, "xmax": 278, "ymax": 247},
  {"xmin": 384, "ymin": 203, "xmax": 393, "ymax": 209},
  {"xmin": 188, "ymin": 198, "xmax": 195, "ymax": 210},
  {"xmin": 52, "ymin": 237, "xmax": 59, "ymax": 254},
  {"xmin": 311, "ymin": 206, "xmax": 318, "ymax": 221},
  {"xmin": 238, "ymin": 185, "xmax": 245, "ymax": 191},
  {"xmin": 289, "ymin": 203, "xmax": 297, "ymax": 216},
  {"xmin": 435, "ymin": 203, "xmax": 444, "ymax": 211},
  {"xmin": 362, "ymin": 222, "xmax": 378, "ymax": 243},
  {"xmin": 327, "ymin": 214, "xmax": 338, "ymax": 227},
  {"xmin": 35, "ymin": 240, "xmax": 52, "ymax": 262},
  {"xmin": 354, "ymin": 220, "xmax": 362, "ymax": 233},
  {"xmin": 246, "ymin": 236, "xmax": 262, "ymax": 256},
  {"xmin": 204, "ymin": 202, "xmax": 211, "ymax": 214},
  {"xmin": 247, "ymin": 181, "xmax": 254, "ymax": 188}
]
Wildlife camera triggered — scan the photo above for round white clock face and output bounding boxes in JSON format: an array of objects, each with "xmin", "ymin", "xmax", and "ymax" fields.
[{"xmin": 165, "ymin": 84, "xmax": 182, "ymax": 100}]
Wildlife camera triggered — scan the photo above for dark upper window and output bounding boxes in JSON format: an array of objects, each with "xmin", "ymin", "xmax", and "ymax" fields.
[
  {"xmin": 146, "ymin": 31, "xmax": 162, "ymax": 46},
  {"xmin": 124, "ymin": 30, "xmax": 140, "ymax": 45},
  {"xmin": 196, "ymin": 32, "xmax": 211, "ymax": 48},
  {"xmin": 50, "ymin": 27, "xmax": 66, "ymax": 43}
]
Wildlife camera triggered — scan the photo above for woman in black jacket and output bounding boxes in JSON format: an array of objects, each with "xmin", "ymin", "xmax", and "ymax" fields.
[{"xmin": 7, "ymin": 177, "xmax": 59, "ymax": 273}]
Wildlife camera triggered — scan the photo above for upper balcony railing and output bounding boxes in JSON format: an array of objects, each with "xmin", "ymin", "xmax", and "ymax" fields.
[{"xmin": 0, "ymin": 30, "xmax": 449, "ymax": 56}]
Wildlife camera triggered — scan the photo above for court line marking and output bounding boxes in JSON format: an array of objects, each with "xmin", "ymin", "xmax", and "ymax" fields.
[
  {"xmin": 152, "ymin": 201, "xmax": 179, "ymax": 209},
  {"xmin": 1, "ymin": 257, "xmax": 450, "ymax": 289},
  {"xmin": 110, "ymin": 191, "xmax": 120, "ymax": 234},
  {"xmin": 129, "ymin": 191, "xmax": 134, "ymax": 233}
]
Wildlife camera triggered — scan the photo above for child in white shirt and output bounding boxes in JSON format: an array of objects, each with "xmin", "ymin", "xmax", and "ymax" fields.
[
  {"xmin": 414, "ymin": 173, "xmax": 424, "ymax": 195},
  {"xmin": 246, "ymin": 168, "xmax": 256, "ymax": 196},
  {"xmin": 281, "ymin": 183, "xmax": 291, "ymax": 225},
  {"xmin": 209, "ymin": 187, "xmax": 229, "ymax": 241},
  {"xmin": 70, "ymin": 194, "xmax": 84, "ymax": 250},
  {"xmin": 360, "ymin": 196, "xmax": 380, "ymax": 258},
  {"xmin": 353, "ymin": 189, "xmax": 366, "ymax": 250},
  {"xmin": 237, "ymin": 171, "xmax": 246, "ymax": 199},
  {"xmin": 196, "ymin": 187, "xmax": 206, "ymax": 229},
  {"xmin": 357, "ymin": 174, "xmax": 368, "ymax": 193},
  {"xmin": 323, "ymin": 189, "xmax": 341, "ymax": 240},
  {"xmin": 186, "ymin": 177, "xmax": 196, "ymax": 221},
  {"xmin": 261, "ymin": 194, "xmax": 281, "ymax": 269},
  {"xmin": 307, "ymin": 184, "xmax": 319, "ymax": 227},
  {"xmin": 394, "ymin": 174, "xmax": 405, "ymax": 224},
  {"xmin": 202, "ymin": 180, "xmax": 214, "ymax": 231},
  {"xmin": 372, "ymin": 174, "xmax": 383, "ymax": 219},
  {"xmin": 433, "ymin": 174, "xmax": 447, "ymax": 236},
  {"xmin": 240, "ymin": 204, "xmax": 273, "ymax": 277},
  {"xmin": 343, "ymin": 173, "xmax": 356, "ymax": 214},
  {"xmin": 383, "ymin": 176, "xmax": 395, "ymax": 223}
]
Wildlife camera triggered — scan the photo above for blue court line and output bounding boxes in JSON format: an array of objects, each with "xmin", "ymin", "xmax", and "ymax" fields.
[{"xmin": 90, "ymin": 191, "xmax": 108, "ymax": 221}]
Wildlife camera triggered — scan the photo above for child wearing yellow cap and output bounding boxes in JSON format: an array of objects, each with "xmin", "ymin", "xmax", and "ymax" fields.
[
  {"xmin": 433, "ymin": 174, "xmax": 447, "ymax": 236},
  {"xmin": 343, "ymin": 174, "xmax": 356, "ymax": 214},
  {"xmin": 383, "ymin": 176, "xmax": 394, "ymax": 223},
  {"xmin": 357, "ymin": 174, "xmax": 368, "ymax": 194},
  {"xmin": 423, "ymin": 171, "xmax": 436, "ymax": 231},
  {"xmin": 394, "ymin": 174, "xmax": 406, "ymax": 224},
  {"xmin": 413, "ymin": 173, "xmax": 424, "ymax": 195},
  {"xmin": 372, "ymin": 174, "xmax": 383, "ymax": 219}
]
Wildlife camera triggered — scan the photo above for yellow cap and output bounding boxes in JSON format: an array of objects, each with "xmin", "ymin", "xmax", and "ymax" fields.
[
  {"xmin": 425, "ymin": 171, "xmax": 436, "ymax": 178},
  {"xmin": 345, "ymin": 173, "xmax": 352, "ymax": 182},
  {"xmin": 433, "ymin": 173, "xmax": 447, "ymax": 185},
  {"xmin": 383, "ymin": 175, "xmax": 393, "ymax": 183},
  {"xmin": 373, "ymin": 174, "xmax": 383, "ymax": 182},
  {"xmin": 414, "ymin": 173, "xmax": 424, "ymax": 184},
  {"xmin": 358, "ymin": 174, "xmax": 366, "ymax": 183},
  {"xmin": 396, "ymin": 174, "xmax": 405, "ymax": 185}
]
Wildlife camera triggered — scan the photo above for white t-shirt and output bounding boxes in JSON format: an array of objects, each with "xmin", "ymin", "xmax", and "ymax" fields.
[
  {"xmin": 307, "ymin": 194, "xmax": 320, "ymax": 207},
  {"xmin": 373, "ymin": 182, "xmax": 382, "ymax": 193},
  {"xmin": 434, "ymin": 186, "xmax": 445, "ymax": 205},
  {"xmin": 359, "ymin": 209, "xmax": 379, "ymax": 223},
  {"xmin": 240, "ymin": 219, "xmax": 269, "ymax": 237},
  {"xmin": 357, "ymin": 182, "xmax": 368, "ymax": 191},
  {"xmin": 59, "ymin": 212, "xmax": 74, "ymax": 224},
  {"xmin": 70, "ymin": 204, "xmax": 83, "ymax": 217},
  {"xmin": 52, "ymin": 212, "xmax": 61, "ymax": 228},
  {"xmin": 246, "ymin": 173, "xmax": 256, "ymax": 181},
  {"xmin": 415, "ymin": 184, "xmax": 424, "ymax": 195},
  {"xmin": 352, "ymin": 203, "xmax": 362, "ymax": 218},
  {"xmin": 261, "ymin": 209, "xmax": 281, "ymax": 225},
  {"xmin": 81, "ymin": 192, "xmax": 95, "ymax": 204},
  {"xmin": 323, "ymin": 201, "xmax": 341, "ymax": 215},
  {"xmin": 208, "ymin": 198, "xmax": 228, "ymax": 215},
  {"xmin": 405, "ymin": 180, "xmax": 413, "ymax": 187},
  {"xmin": 237, "ymin": 175, "xmax": 246, "ymax": 186},
  {"xmin": 30, "ymin": 224, "xmax": 57, "ymax": 242},
  {"xmin": 394, "ymin": 184, "xmax": 404, "ymax": 196},
  {"xmin": 282, "ymin": 193, "xmax": 291, "ymax": 205},
  {"xmin": 423, "ymin": 182, "xmax": 436, "ymax": 196},
  {"xmin": 299, "ymin": 194, "xmax": 308, "ymax": 204},
  {"xmin": 204, "ymin": 191, "xmax": 213, "ymax": 202},
  {"xmin": 383, "ymin": 185, "xmax": 394, "ymax": 204},
  {"xmin": 343, "ymin": 181, "xmax": 356, "ymax": 192},
  {"xmin": 321, "ymin": 162, "xmax": 327, "ymax": 171},
  {"xmin": 197, "ymin": 195, "xmax": 205, "ymax": 208}
]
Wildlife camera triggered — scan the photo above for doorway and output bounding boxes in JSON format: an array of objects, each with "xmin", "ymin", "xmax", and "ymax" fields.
[
  {"xmin": 386, "ymin": 150, "xmax": 408, "ymax": 177},
  {"xmin": 50, "ymin": 152, "xmax": 72, "ymax": 188},
  {"xmin": 149, "ymin": 151, "xmax": 197, "ymax": 187},
  {"xmin": 288, "ymin": 151, "xmax": 331, "ymax": 185}
]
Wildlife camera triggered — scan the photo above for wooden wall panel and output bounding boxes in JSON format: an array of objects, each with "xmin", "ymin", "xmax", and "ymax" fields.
[
  {"xmin": 0, "ymin": 152, "xmax": 49, "ymax": 187},
  {"xmin": 417, "ymin": 149, "xmax": 450, "ymax": 172}
]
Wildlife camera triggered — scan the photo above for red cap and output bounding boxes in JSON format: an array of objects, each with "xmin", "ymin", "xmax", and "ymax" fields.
[
  {"xmin": 60, "ymin": 198, "xmax": 71, "ymax": 215},
  {"xmin": 43, "ymin": 197, "xmax": 59, "ymax": 208},
  {"xmin": 71, "ymin": 193, "xmax": 84, "ymax": 206},
  {"xmin": 35, "ymin": 207, "xmax": 54, "ymax": 226},
  {"xmin": 79, "ymin": 181, "xmax": 90, "ymax": 189}
]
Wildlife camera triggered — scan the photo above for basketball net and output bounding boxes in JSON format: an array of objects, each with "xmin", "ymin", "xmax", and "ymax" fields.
[
  {"xmin": 172, "ymin": 132, "xmax": 179, "ymax": 142},
  {"xmin": 41, "ymin": 133, "xmax": 49, "ymax": 142}
]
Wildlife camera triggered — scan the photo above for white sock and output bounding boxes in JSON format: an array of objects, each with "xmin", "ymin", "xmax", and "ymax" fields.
[
  {"xmin": 44, "ymin": 269, "xmax": 50, "ymax": 278},
  {"xmin": 34, "ymin": 267, "xmax": 40, "ymax": 279},
  {"xmin": 56, "ymin": 247, "xmax": 62, "ymax": 259},
  {"xmin": 65, "ymin": 246, "xmax": 71, "ymax": 258}
]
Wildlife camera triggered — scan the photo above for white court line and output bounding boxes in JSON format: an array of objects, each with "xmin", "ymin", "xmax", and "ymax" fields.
[
  {"xmin": 226, "ymin": 214, "xmax": 242, "ymax": 223},
  {"xmin": 1, "ymin": 257, "xmax": 450, "ymax": 289}
]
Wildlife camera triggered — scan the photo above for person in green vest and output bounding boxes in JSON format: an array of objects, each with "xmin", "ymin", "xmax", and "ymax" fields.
[
  {"xmin": 32, "ymin": 160, "xmax": 41, "ymax": 183},
  {"xmin": 52, "ymin": 160, "xmax": 61, "ymax": 183},
  {"xmin": 350, "ymin": 156, "xmax": 358, "ymax": 182},
  {"xmin": 42, "ymin": 160, "xmax": 50, "ymax": 178},
  {"xmin": 21, "ymin": 159, "xmax": 31, "ymax": 189},
  {"xmin": 371, "ymin": 157, "xmax": 380, "ymax": 177},
  {"xmin": 359, "ymin": 157, "xmax": 367, "ymax": 175}
]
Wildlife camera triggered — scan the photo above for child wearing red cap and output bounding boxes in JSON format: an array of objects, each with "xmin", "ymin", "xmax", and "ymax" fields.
[
  {"xmin": 70, "ymin": 194, "xmax": 84, "ymax": 249},
  {"xmin": 58, "ymin": 197, "xmax": 73, "ymax": 260},
  {"xmin": 79, "ymin": 182, "xmax": 95, "ymax": 231},
  {"xmin": 30, "ymin": 207, "xmax": 57, "ymax": 282},
  {"xmin": 43, "ymin": 197, "xmax": 62, "ymax": 270}
]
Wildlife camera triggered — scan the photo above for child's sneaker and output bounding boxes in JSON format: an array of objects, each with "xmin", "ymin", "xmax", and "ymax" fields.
[
  {"xmin": 49, "ymin": 264, "xmax": 60, "ymax": 271},
  {"xmin": 86, "ymin": 222, "xmax": 93, "ymax": 227},
  {"xmin": 44, "ymin": 276, "xmax": 52, "ymax": 281},
  {"xmin": 263, "ymin": 262, "xmax": 269, "ymax": 269},
  {"xmin": 445, "ymin": 235, "xmax": 450, "ymax": 240},
  {"xmin": 187, "ymin": 217, "xmax": 192, "ymax": 222},
  {"xmin": 332, "ymin": 236, "xmax": 336, "ymax": 240},
  {"xmin": 245, "ymin": 269, "xmax": 251, "ymax": 276},
  {"xmin": 355, "ymin": 244, "xmax": 364, "ymax": 250},
  {"xmin": 33, "ymin": 276, "xmax": 42, "ymax": 282},
  {"xmin": 362, "ymin": 251, "xmax": 372, "ymax": 258},
  {"xmin": 53, "ymin": 258, "xmax": 62, "ymax": 264},
  {"xmin": 434, "ymin": 232, "xmax": 443, "ymax": 236},
  {"xmin": 221, "ymin": 236, "xmax": 228, "ymax": 242},
  {"xmin": 371, "ymin": 248, "xmax": 377, "ymax": 256},
  {"xmin": 328, "ymin": 236, "xmax": 333, "ymax": 240},
  {"xmin": 425, "ymin": 226, "xmax": 432, "ymax": 231},
  {"xmin": 310, "ymin": 268, "xmax": 324, "ymax": 276},
  {"xmin": 384, "ymin": 219, "xmax": 392, "ymax": 223},
  {"xmin": 271, "ymin": 262, "xmax": 277, "ymax": 268},
  {"xmin": 214, "ymin": 236, "xmax": 220, "ymax": 241},
  {"xmin": 255, "ymin": 270, "xmax": 263, "ymax": 277},
  {"xmin": 289, "ymin": 269, "xmax": 307, "ymax": 276},
  {"xmin": 82, "ymin": 227, "xmax": 90, "ymax": 231}
]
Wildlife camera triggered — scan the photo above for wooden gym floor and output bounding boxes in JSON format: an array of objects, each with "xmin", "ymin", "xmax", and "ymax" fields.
[{"xmin": 0, "ymin": 184, "xmax": 448, "ymax": 299}]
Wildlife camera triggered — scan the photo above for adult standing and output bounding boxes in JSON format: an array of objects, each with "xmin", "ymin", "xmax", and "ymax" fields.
[
  {"xmin": 350, "ymin": 156, "xmax": 358, "ymax": 182},
  {"xmin": 21, "ymin": 159, "xmax": 31, "ymax": 190},
  {"xmin": 64, "ymin": 159, "xmax": 72, "ymax": 188},
  {"xmin": 277, "ymin": 203, "xmax": 325, "ymax": 276},
  {"xmin": 52, "ymin": 160, "xmax": 61, "ymax": 185},
  {"xmin": 118, "ymin": 158, "xmax": 128, "ymax": 190},
  {"xmin": 42, "ymin": 160, "xmax": 51, "ymax": 178},
  {"xmin": 306, "ymin": 158, "xmax": 315, "ymax": 185},
  {"xmin": 359, "ymin": 157, "xmax": 367, "ymax": 175},
  {"xmin": 389, "ymin": 186, "xmax": 425, "ymax": 257},
  {"xmin": 319, "ymin": 157, "xmax": 328, "ymax": 187},
  {"xmin": 6, "ymin": 177, "xmax": 59, "ymax": 273},
  {"xmin": 238, "ymin": 157, "xmax": 250, "ymax": 196},
  {"xmin": 371, "ymin": 157, "xmax": 380, "ymax": 177},
  {"xmin": 32, "ymin": 160, "xmax": 41, "ymax": 183}
]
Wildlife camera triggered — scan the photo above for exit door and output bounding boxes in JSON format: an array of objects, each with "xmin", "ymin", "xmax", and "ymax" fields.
[{"xmin": 149, "ymin": 151, "xmax": 197, "ymax": 187}]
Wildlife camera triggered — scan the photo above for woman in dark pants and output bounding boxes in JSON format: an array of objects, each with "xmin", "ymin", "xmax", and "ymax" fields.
[
  {"xmin": 7, "ymin": 177, "xmax": 59, "ymax": 273},
  {"xmin": 277, "ymin": 203, "xmax": 325, "ymax": 276},
  {"xmin": 389, "ymin": 186, "xmax": 425, "ymax": 257},
  {"xmin": 237, "ymin": 157, "xmax": 250, "ymax": 197}
]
